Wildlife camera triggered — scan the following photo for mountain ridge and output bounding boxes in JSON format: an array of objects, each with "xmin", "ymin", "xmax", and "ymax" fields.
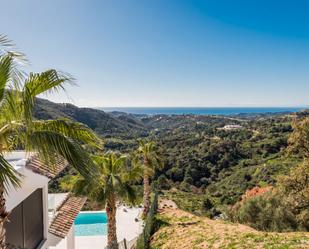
[{"xmin": 34, "ymin": 98, "xmax": 148, "ymax": 138}]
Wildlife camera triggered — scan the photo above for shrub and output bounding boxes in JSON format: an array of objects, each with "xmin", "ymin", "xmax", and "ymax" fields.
[
  {"xmin": 202, "ymin": 197, "xmax": 213, "ymax": 210},
  {"xmin": 155, "ymin": 175, "xmax": 171, "ymax": 190},
  {"xmin": 278, "ymin": 160, "xmax": 309, "ymax": 230},
  {"xmin": 229, "ymin": 192, "xmax": 298, "ymax": 232}
]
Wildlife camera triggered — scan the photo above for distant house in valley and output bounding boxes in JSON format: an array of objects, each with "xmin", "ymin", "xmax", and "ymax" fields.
[
  {"xmin": 4, "ymin": 151, "xmax": 86, "ymax": 249},
  {"xmin": 218, "ymin": 124, "xmax": 243, "ymax": 130}
]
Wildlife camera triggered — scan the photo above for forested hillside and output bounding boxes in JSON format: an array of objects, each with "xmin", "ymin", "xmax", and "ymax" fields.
[
  {"xmin": 36, "ymin": 98, "xmax": 308, "ymax": 231},
  {"xmin": 34, "ymin": 98, "xmax": 148, "ymax": 138}
]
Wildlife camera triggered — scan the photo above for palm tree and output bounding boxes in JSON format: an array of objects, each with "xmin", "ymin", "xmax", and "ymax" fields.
[
  {"xmin": 64, "ymin": 153, "xmax": 141, "ymax": 249},
  {"xmin": 0, "ymin": 36, "xmax": 102, "ymax": 247},
  {"xmin": 135, "ymin": 140, "xmax": 162, "ymax": 216}
]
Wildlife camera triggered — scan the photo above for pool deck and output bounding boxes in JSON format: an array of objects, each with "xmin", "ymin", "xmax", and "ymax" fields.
[{"xmin": 75, "ymin": 206, "xmax": 143, "ymax": 249}]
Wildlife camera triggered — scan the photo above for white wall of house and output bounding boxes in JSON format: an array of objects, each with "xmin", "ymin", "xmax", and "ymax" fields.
[
  {"xmin": 4, "ymin": 151, "xmax": 49, "ymax": 212},
  {"xmin": 5, "ymin": 164, "xmax": 50, "ymax": 248},
  {"xmin": 4, "ymin": 152, "xmax": 54, "ymax": 249},
  {"xmin": 4, "ymin": 152, "xmax": 76, "ymax": 249},
  {"xmin": 67, "ymin": 226, "xmax": 75, "ymax": 249},
  {"xmin": 47, "ymin": 226, "xmax": 75, "ymax": 249},
  {"xmin": 42, "ymin": 185, "xmax": 49, "ymax": 247},
  {"xmin": 47, "ymin": 233, "xmax": 65, "ymax": 249},
  {"xmin": 5, "ymin": 167, "xmax": 49, "ymax": 211}
]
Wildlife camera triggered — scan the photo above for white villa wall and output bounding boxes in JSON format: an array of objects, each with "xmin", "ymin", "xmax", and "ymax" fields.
[
  {"xmin": 66, "ymin": 226, "xmax": 75, "ymax": 249},
  {"xmin": 4, "ymin": 152, "xmax": 57, "ymax": 249},
  {"xmin": 42, "ymin": 185, "xmax": 49, "ymax": 246},
  {"xmin": 5, "ymin": 163, "xmax": 50, "ymax": 248},
  {"xmin": 47, "ymin": 233, "xmax": 66, "ymax": 249},
  {"xmin": 4, "ymin": 152, "xmax": 76, "ymax": 249},
  {"xmin": 5, "ymin": 164, "xmax": 49, "ymax": 212},
  {"xmin": 47, "ymin": 226, "xmax": 75, "ymax": 249}
]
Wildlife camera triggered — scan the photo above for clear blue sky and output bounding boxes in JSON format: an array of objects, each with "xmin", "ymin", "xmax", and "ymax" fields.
[{"xmin": 1, "ymin": 0, "xmax": 309, "ymax": 107}]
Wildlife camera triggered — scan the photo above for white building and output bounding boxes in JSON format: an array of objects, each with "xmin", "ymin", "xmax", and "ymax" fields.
[
  {"xmin": 4, "ymin": 151, "xmax": 86, "ymax": 249},
  {"xmin": 219, "ymin": 124, "xmax": 243, "ymax": 130}
]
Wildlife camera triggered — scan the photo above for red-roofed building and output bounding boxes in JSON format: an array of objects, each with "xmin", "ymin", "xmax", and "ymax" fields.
[{"xmin": 4, "ymin": 151, "xmax": 85, "ymax": 249}]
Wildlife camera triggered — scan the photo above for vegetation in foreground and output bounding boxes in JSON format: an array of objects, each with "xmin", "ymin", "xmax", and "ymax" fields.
[
  {"xmin": 135, "ymin": 140, "xmax": 162, "ymax": 216},
  {"xmin": 150, "ymin": 208, "xmax": 309, "ymax": 249},
  {"xmin": 62, "ymin": 153, "xmax": 142, "ymax": 249}
]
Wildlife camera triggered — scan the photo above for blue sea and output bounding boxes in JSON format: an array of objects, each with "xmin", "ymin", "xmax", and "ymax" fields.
[{"xmin": 101, "ymin": 107, "xmax": 305, "ymax": 116}]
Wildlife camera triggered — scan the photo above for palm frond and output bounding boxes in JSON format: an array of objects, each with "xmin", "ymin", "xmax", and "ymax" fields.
[
  {"xmin": 59, "ymin": 175, "xmax": 77, "ymax": 192},
  {"xmin": 0, "ymin": 90, "xmax": 23, "ymax": 122},
  {"xmin": 95, "ymin": 188, "xmax": 107, "ymax": 205},
  {"xmin": 122, "ymin": 164, "xmax": 143, "ymax": 183},
  {"xmin": 32, "ymin": 119, "xmax": 102, "ymax": 148},
  {"xmin": 0, "ymin": 34, "xmax": 27, "ymax": 88},
  {"xmin": 136, "ymin": 140, "xmax": 163, "ymax": 176},
  {"xmin": 0, "ymin": 121, "xmax": 24, "ymax": 151},
  {"xmin": 72, "ymin": 176, "xmax": 97, "ymax": 196},
  {"xmin": 22, "ymin": 70, "xmax": 74, "ymax": 121},
  {"xmin": 69, "ymin": 153, "xmax": 141, "ymax": 207},
  {"xmin": 119, "ymin": 183, "xmax": 137, "ymax": 204},
  {"xmin": 0, "ymin": 54, "xmax": 26, "ymax": 93},
  {"xmin": 144, "ymin": 166, "xmax": 155, "ymax": 176},
  {"xmin": 29, "ymin": 130, "xmax": 95, "ymax": 178},
  {"xmin": 0, "ymin": 54, "xmax": 14, "ymax": 102},
  {"xmin": 0, "ymin": 154, "xmax": 21, "ymax": 193},
  {"xmin": 0, "ymin": 53, "xmax": 25, "ymax": 104},
  {"xmin": 113, "ymin": 155, "xmax": 127, "ymax": 172},
  {"xmin": 0, "ymin": 35, "xmax": 13, "ymax": 48},
  {"xmin": 154, "ymin": 154, "xmax": 164, "ymax": 170}
]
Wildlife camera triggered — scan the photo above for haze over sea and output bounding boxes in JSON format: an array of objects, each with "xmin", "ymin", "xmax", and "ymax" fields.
[{"xmin": 101, "ymin": 107, "xmax": 305, "ymax": 116}]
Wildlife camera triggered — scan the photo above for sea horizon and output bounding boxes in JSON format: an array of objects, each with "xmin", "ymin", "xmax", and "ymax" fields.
[{"xmin": 99, "ymin": 107, "xmax": 307, "ymax": 116}]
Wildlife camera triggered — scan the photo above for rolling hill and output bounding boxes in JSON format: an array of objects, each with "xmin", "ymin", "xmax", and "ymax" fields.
[{"xmin": 34, "ymin": 98, "xmax": 148, "ymax": 138}]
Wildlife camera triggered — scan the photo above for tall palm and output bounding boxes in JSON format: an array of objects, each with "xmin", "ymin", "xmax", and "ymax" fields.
[
  {"xmin": 66, "ymin": 153, "xmax": 141, "ymax": 249},
  {"xmin": 0, "ymin": 37, "xmax": 101, "ymax": 246},
  {"xmin": 135, "ymin": 140, "xmax": 162, "ymax": 216}
]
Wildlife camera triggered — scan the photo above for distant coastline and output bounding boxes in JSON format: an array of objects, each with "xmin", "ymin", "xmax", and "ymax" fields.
[{"xmin": 99, "ymin": 107, "xmax": 306, "ymax": 116}]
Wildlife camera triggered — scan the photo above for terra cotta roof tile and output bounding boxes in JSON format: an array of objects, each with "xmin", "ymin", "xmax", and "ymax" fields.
[
  {"xmin": 49, "ymin": 196, "xmax": 87, "ymax": 238},
  {"xmin": 26, "ymin": 154, "xmax": 68, "ymax": 179}
]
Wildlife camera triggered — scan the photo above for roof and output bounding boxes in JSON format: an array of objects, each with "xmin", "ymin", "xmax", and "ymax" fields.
[
  {"xmin": 49, "ymin": 196, "xmax": 87, "ymax": 238},
  {"xmin": 4, "ymin": 151, "xmax": 31, "ymax": 169},
  {"xmin": 4, "ymin": 151, "xmax": 68, "ymax": 179},
  {"xmin": 26, "ymin": 154, "xmax": 68, "ymax": 179}
]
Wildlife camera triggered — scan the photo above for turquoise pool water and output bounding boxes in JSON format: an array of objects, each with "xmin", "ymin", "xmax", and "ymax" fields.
[{"xmin": 74, "ymin": 212, "xmax": 108, "ymax": 236}]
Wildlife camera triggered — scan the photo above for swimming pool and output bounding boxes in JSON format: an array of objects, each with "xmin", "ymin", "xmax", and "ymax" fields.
[{"xmin": 74, "ymin": 212, "xmax": 108, "ymax": 236}]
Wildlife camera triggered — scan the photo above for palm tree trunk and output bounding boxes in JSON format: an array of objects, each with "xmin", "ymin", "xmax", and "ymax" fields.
[
  {"xmin": 143, "ymin": 170, "xmax": 150, "ymax": 217},
  {"xmin": 106, "ymin": 195, "xmax": 118, "ymax": 249},
  {"xmin": 0, "ymin": 184, "xmax": 8, "ymax": 249}
]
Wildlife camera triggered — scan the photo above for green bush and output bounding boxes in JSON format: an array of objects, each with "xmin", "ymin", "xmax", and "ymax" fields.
[
  {"xmin": 229, "ymin": 193, "xmax": 298, "ymax": 232},
  {"xmin": 155, "ymin": 175, "xmax": 171, "ymax": 190},
  {"xmin": 278, "ymin": 160, "xmax": 309, "ymax": 230}
]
